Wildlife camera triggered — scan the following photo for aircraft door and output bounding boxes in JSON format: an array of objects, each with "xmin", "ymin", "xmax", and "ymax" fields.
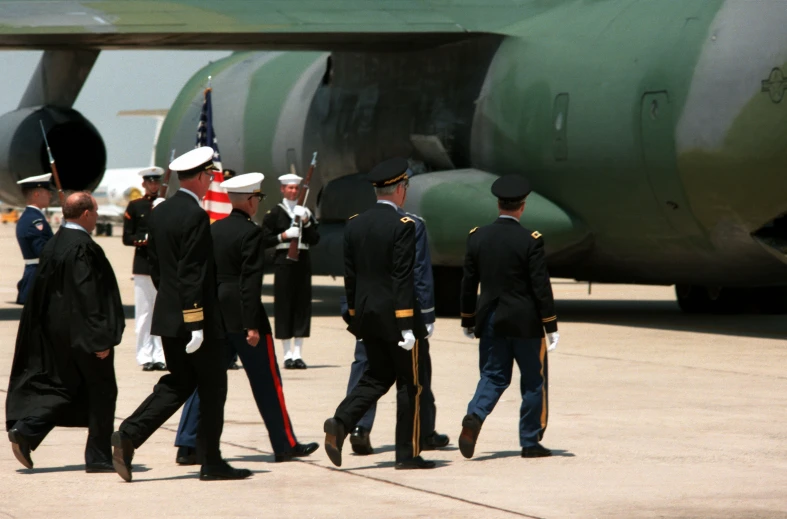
[{"xmin": 640, "ymin": 92, "xmax": 704, "ymax": 237}]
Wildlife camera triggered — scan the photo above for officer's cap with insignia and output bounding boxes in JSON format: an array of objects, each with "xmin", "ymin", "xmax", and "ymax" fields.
[
  {"xmin": 367, "ymin": 157, "xmax": 413, "ymax": 188},
  {"xmin": 168, "ymin": 146, "xmax": 216, "ymax": 179},
  {"xmin": 278, "ymin": 173, "xmax": 302, "ymax": 185},
  {"xmin": 491, "ymin": 174, "xmax": 531, "ymax": 203},
  {"xmin": 220, "ymin": 172, "xmax": 265, "ymax": 194},
  {"xmin": 17, "ymin": 173, "xmax": 53, "ymax": 190},
  {"xmin": 138, "ymin": 166, "xmax": 164, "ymax": 180}
]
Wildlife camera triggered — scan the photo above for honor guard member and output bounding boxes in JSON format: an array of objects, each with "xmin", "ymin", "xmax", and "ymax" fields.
[
  {"xmin": 341, "ymin": 158, "xmax": 449, "ymax": 456},
  {"xmin": 111, "ymin": 147, "xmax": 251, "ymax": 482},
  {"xmin": 324, "ymin": 158, "xmax": 435, "ymax": 470},
  {"xmin": 261, "ymin": 173, "xmax": 320, "ymax": 369},
  {"xmin": 173, "ymin": 173, "xmax": 319, "ymax": 465},
  {"xmin": 122, "ymin": 167, "xmax": 165, "ymax": 372},
  {"xmin": 458, "ymin": 174, "xmax": 560, "ymax": 460},
  {"xmin": 15, "ymin": 174, "xmax": 54, "ymax": 305}
]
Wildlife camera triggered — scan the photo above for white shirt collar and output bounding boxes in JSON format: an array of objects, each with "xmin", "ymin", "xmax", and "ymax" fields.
[
  {"xmin": 376, "ymin": 199, "xmax": 400, "ymax": 210},
  {"xmin": 26, "ymin": 205, "xmax": 45, "ymax": 217},
  {"xmin": 179, "ymin": 188, "xmax": 200, "ymax": 204},
  {"xmin": 499, "ymin": 215, "xmax": 519, "ymax": 222},
  {"xmin": 283, "ymin": 198, "xmax": 297, "ymax": 209},
  {"xmin": 63, "ymin": 221, "xmax": 89, "ymax": 234}
]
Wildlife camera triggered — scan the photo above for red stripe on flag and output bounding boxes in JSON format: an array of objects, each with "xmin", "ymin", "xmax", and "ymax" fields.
[{"xmin": 265, "ymin": 334, "xmax": 297, "ymax": 447}]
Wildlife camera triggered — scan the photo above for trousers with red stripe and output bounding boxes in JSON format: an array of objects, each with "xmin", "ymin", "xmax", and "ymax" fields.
[{"xmin": 175, "ymin": 333, "xmax": 298, "ymax": 454}]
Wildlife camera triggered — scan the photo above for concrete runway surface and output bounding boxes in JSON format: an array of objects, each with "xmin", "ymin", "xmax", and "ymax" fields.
[{"xmin": 0, "ymin": 224, "xmax": 785, "ymax": 519}]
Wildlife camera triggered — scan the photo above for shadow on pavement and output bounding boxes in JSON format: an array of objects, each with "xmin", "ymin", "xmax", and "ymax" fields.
[{"xmin": 471, "ymin": 449, "xmax": 574, "ymax": 462}]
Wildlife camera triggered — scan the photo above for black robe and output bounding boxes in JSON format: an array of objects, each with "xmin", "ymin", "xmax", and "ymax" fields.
[{"xmin": 5, "ymin": 227, "xmax": 125, "ymax": 430}]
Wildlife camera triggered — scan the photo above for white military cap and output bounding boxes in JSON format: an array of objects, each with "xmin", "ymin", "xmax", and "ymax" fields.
[
  {"xmin": 220, "ymin": 172, "xmax": 264, "ymax": 193},
  {"xmin": 278, "ymin": 173, "xmax": 302, "ymax": 185},
  {"xmin": 17, "ymin": 173, "xmax": 52, "ymax": 188},
  {"xmin": 168, "ymin": 146, "xmax": 216, "ymax": 177},
  {"xmin": 138, "ymin": 166, "xmax": 164, "ymax": 178}
]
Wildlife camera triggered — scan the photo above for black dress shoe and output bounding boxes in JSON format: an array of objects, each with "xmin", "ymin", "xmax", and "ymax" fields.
[
  {"xmin": 349, "ymin": 426, "xmax": 374, "ymax": 455},
  {"xmin": 395, "ymin": 456, "xmax": 436, "ymax": 470},
  {"xmin": 85, "ymin": 461, "xmax": 115, "ymax": 473},
  {"xmin": 152, "ymin": 362, "xmax": 166, "ymax": 371},
  {"xmin": 274, "ymin": 442, "xmax": 320, "ymax": 462},
  {"xmin": 459, "ymin": 413, "xmax": 483, "ymax": 459},
  {"xmin": 521, "ymin": 443, "xmax": 552, "ymax": 458},
  {"xmin": 323, "ymin": 417, "xmax": 346, "ymax": 467},
  {"xmin": 283, "ymin": 359, "xmax": 295, "ymax": 369},
  {"xmin": 199, "ymin": 461, "xmax": 252, "ymax": 481},
  {"xmin": 176, "ymin": 446, "xmax": 198, "ymax": 465},
  {"xmin": 142, "ymin": 362, "xmax": 154, "ymax": 371},
  {"xmin": 8, "ymin": 429, "xmax": 33, "ymax": 469},
  {"xmin": 292, "ymin": 358, "xmax": 307, "ymax": 369},
  {"xmin": 111, "ymin": 431, "xmax": 135, "ymax": 482},
  {"xmin": 423, "ymin": 431, "xmax": 450, "ymax": 450}
]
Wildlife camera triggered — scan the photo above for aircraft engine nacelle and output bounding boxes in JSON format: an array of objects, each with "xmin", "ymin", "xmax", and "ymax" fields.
[{"xmin": 0, "ymin": 105, "xmax": 106, "ymax": 206}]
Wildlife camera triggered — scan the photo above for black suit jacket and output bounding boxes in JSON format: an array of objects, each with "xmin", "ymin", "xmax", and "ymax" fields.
[
  {"xmin": 212, "ymin": 209, "xmax": 272, "ymax": 335},
  {"xmin": 344, "ymin": 203, "xmax": 426, "ymax": 343},
  {"xmin": 460, "ymin": 217, "xmax": 558, "ymax": 339},
  {"xmin": 122, "ymin": 195, "xmax": 156, "ymax": 275},
  {"xmin": 148, "ymin": 190, "xmax": 223, "ymax": 339}
]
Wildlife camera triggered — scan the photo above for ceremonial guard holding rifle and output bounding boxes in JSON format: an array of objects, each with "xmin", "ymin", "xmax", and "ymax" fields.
[
  {"xmin": 14, "ymin": 174, "xmax": 54, "ymax": 305},
  {"xmin": 262, "ymin": 154, "xmax": 320, "ymax": 370}
]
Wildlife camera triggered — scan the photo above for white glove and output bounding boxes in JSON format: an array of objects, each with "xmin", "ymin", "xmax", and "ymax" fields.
[
  {"xmin": 546, "ymin": 331, "xmax": 559, "ymax": 352},
  {"xmin": 282, "ymin": 227, "xmax": 300, "ymax": 240},
  {"xmin": 398, "ymin": 329, "xmax": 416, "ymax": 351},
  {"xmin": 185, "ymin": 330, "xmax": 204, "ymax": 354},
  {"xmin": 293, "ymin": 205, "xmax": 310, "ymax": 219},
  {"xmin": 463, "ymin": 327, "xmax": 475, "ymax": 339},
  {"xmin": 152, "ymin": 197, "xmax": 165, "ymax": 209},
  {"xmin": 425, "ymin": 323, "xmax": 434, "ymax": 339}
]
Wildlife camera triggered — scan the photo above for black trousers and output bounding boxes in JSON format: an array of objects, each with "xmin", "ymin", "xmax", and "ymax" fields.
[
  {"xmin": 119, "ymin": 335, "xmax": 227, "ymax": 465},
  {"xmin": 334, "ymin": 336, "xmax": 423, "ymax": 462},
  {"xmin": 13, "ymin": 349, "xmax": 117, "ymax": 465},
  {"xmin": 175, "ymin": 332, "xmax": 298, "ymax": 454},
  {"xmin": 346, "ymin": 338, "xmax": 436, "ymax": 445},
  {"xmin": 273, "ymin": 258, "xmax": 312, "ymax": 339}
]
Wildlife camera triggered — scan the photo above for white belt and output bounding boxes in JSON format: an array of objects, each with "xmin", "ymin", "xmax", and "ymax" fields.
[
  {"xmin": 24, "ymin": 258, "xmax": 39, "ymax": 265},
  {"xmin": 276, "ymin": 243, "xmax": 309, "ymax": 251}
]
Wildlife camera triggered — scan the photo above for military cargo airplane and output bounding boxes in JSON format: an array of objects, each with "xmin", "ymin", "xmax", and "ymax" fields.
[{"xmin": 0, "ymin": 0, "xmax": 785, "ymax": 314}]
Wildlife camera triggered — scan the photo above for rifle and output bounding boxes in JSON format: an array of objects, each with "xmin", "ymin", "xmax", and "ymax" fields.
[
  {"xmin": 287, "ymin": 151, "xmax": 317, "ymax": 262},
  {"xmin": 39, "ymin": 121, "xmax": 65, "ymax": 206},
  {"xmin": 158, "ymin": 148, "xmax": 176, "ymax": 198}
]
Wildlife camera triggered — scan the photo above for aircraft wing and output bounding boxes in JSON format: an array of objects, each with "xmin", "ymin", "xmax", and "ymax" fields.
[
  {"xmin": 0, "ymin": 0, "xmax": 535, "ymax": 50},
  {"xmin": 96, "ymin": 204, "xmax": 125, "ymax": 219}
]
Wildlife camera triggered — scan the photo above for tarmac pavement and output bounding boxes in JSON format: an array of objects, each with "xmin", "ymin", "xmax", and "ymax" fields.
[{"xmin": 0, "ymin": 224, "xmax": 785, "ymax": 518}]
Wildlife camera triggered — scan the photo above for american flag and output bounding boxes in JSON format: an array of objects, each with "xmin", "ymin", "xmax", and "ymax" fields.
[{"xmin": 197, "ymin": 87, "xmax": 231, "ymax": 222}]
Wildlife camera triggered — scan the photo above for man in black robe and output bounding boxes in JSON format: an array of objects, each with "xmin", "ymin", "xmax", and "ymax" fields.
[{"xmin": 5, "ymin": 192, "xmax": 124, "ymax": 472}]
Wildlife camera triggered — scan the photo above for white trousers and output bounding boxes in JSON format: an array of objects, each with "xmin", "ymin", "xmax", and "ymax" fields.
[{"xmin": 134, "ymin": 275, "xmax": 164, "ymax": 365}]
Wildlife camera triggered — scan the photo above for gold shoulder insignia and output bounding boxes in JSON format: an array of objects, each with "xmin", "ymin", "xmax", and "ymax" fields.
[
  {"xmin": 531, "ymin": 230, "xmax": 542, "ymax": 239},
  {"xmin": 469, "ymin": 227, "xmax": 478, "ymax": 234},
  {"xmin": 349, "ymin": 214, "xmax": 358, "ymax": 220},
  {"xmin": 401, "ymin": 216, "xmax": 414, "ymax": 224}
]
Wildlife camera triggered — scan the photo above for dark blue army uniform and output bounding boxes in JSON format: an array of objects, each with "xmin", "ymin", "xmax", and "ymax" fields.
[
  {"xmin": 459, "ymin": 175, "xmax": 558, "ymax": 458},
  {"xmin": 15, "ymin": 206, "xmax": 53, "ymax": 305},
  {"xmin": 343, "ymin": 205, "xmax": 441, "ymax": 449}
]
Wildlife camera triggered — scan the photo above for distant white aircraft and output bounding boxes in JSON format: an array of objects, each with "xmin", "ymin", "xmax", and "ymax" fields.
[{"xmin": 94, "ymin": 109, "xmax": 168, "ymax": 236}]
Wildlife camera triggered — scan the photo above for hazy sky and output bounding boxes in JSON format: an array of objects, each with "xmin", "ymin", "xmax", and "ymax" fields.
[{"xmin": 0, "ymin": 50, "xmax": 231, "ymax": 169}]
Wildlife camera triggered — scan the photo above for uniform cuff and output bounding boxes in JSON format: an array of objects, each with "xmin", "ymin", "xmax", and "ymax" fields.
[
  {"xmin": 543, "ymin": 320, "xmax": 558, "ymax": 334},
  {"xmin": 183, "ymin": 308, "xmax": 204, "ymax": 323}
]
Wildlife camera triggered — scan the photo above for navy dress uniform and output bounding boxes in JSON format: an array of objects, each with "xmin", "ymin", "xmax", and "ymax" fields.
[
  {"xmin": 458, "ymin": 174, "xmax": 560, "ymax": 459},
  {"xmin": 174, "ymin": 173, "xmax": 319, "ymax": 463},
  {"xmin": 261, "ymin": 173, "xmax": 320, "ymax": 369},
  {"xmin": 342, "ymin": 159, "xmax": 449, "ymax": 455},
  {"xmin": 111, "ymin": 147, "xmax": 250, "ymax": 482},
  {"xmin": 324, "ymin": 158, "xmax": 434, "ymax": 470},
  {"xmin": 122, "ymin": 166, "xmax": 165, "ymax": 371},
  {"xmin": 15, "ymin": 174, "xmax": 54, "ymax": 305}
]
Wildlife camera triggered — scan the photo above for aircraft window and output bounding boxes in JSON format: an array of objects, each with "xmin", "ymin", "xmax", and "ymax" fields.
[
  {"xmin": 650, "ymin": 99, "xmax": 659, "ymax": 120},
  {"xmin": 552, "ymin": 93, "xmax": 569, "ymax": 161},
  {"xmin": 555, "ymin": 112, "xmax": 564, "ymax": 131}
]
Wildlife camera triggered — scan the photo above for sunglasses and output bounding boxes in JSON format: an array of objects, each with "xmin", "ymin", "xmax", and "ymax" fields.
[{"xmin": 248, "ymin": 193, "xmax": 267, "ymax": 201}]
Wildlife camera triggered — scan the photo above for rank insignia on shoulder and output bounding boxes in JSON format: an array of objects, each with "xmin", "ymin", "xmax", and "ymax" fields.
[
  {"xmin": 349, "ymin": 214, "xmax": 358, "ymax": 220},
  {"xmin": 531, "ymin": 230, "xmax": 542, "ymax": 239},
  {"xmin": 469, "ymin": 227, "xmax": 478, "ymax": 234},
  {"xmin": 400, "ymin": 216, "xmax": 414, "ymax": 224}
]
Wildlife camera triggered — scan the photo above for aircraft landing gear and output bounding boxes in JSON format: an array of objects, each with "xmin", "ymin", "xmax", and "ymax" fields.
[{"xmin": 675, "ymin": 285, "xmax": 787, "ymax": 314}]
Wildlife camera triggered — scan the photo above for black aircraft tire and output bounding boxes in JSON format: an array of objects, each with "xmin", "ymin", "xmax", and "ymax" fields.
[
  {"xmin": 675, "ymin": 285, "xmax": 712, "ymax": 314},
  {"xmin": 751, "ymin": 287, "xmax": 787, "ymax": 314},
  {"xmin": 433, "ymin": 266, "xmax": 463, "ymax": 317}
]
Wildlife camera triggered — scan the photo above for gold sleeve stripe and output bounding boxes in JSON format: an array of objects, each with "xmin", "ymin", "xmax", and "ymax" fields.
[
  {"xmin": 395, "ymin": 309, "xmax": 414, "ymax": 318},
  {"xmin": 541, "ymin": 316, "xmax": 557, "ymax": 323},
  {"xmin": 183, "ymin": 308, "xmax": 203, "ymax": 314},
  {"xmin": 460, "ymin": 312, "xmax": 476, "ymax": 318},
  {"xmin": 183, "ymin": 310, "xmax": 204, "ymax": 323},
  {"xmin": 348, "ymin": 214, "xmax": 358, "ymax": 220},
  {"xmin": 348, "ymin": 309, "xmax": 355, "ymax": 316}
]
